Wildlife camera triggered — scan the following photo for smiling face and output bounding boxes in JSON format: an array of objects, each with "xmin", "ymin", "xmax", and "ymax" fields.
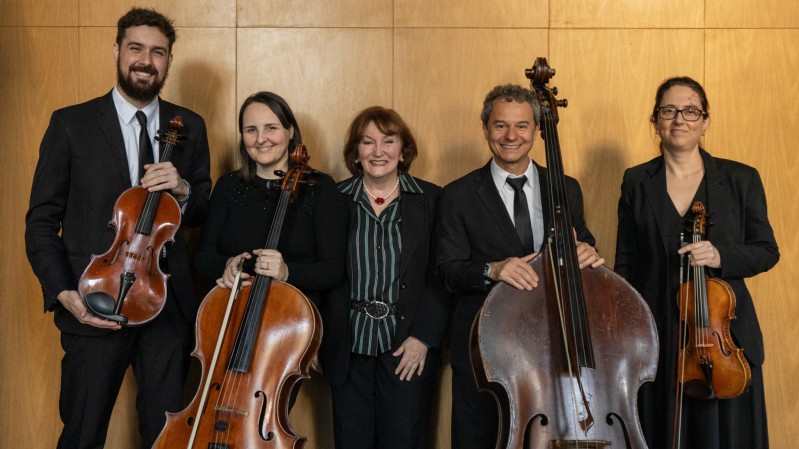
[
  {"xmin": 654, "ymin": 85, "xmax": 710, "ymax": 154},
  {"xmin": 483, "ymin": 99, "xmax": 538, "ymax": 175},
  {"xmin": 241, "ymin": 102, "xmax": 294, "ymax": 178},
  {"xmin": 357, "ymin": 121, "xmax": 403, "ymax": 183},
  {"xmin": 114, "ymin": 25, "xmax": 172, "ymax": 108}
]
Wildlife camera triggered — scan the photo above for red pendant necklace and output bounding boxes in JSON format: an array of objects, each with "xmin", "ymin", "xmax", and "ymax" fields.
[{"xmin": 363, "ymin": 178, "xmax": 400, "ymax": 205}]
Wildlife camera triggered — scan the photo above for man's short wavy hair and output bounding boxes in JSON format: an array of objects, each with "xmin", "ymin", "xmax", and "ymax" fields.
[{"xmin": 480, "ymin": 84, "xmax": 541, "ymax": 126}]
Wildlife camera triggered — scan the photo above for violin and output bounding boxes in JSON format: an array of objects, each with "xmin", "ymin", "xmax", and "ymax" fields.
[
  {"xmin": 470, "ymin": 58, "xmax": 659, "ymax": 448},
  {"xmin": 675, "ymin": 201, "xmax": 751, "ymax": 402},
  {"xmin": 152, "ymin": 145, "xmax": 322, "ymax": 449},
  {"xmin": 78, "ymin": 116, "xmax": 184, "ymax": 325}
]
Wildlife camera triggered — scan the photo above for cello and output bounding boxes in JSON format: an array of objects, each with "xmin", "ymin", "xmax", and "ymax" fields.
[
  {"xmin": 152, "ymin": 144, "xmax": 322, "ymax": 449},
  {"xmin": 470, "ymin": 58, "xmax": 659, "ymax": 449},
  {"xmin": 78, "ymin": 116, "xmax": 184, "ymax": 325}
]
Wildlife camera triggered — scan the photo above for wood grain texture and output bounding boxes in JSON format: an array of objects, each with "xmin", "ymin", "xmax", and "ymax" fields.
[
  {"xmin": 705, "ymin": 29, "xmax": 799, "ymax": 449},
  {"xmin": 550, "ymin": 28, "xmax": 704, "ymax": 260},
  {"xmin": 0, "ymin": 0, "xmax": 78, "ymax": 26},
  {"xmin": 0, "ymin": 27, "xmax": 81, "ymax": 449},
  {"xmin": 238, "ymin": 0, "xmax": 392, "ymax": 27},
  {"xmin": 394, "ymin": 28, "xmax": 549, "ymax": 186},
  {"xmin": 395, "ymin": 0, "xmax": 547, "ymax": 28},
  {"xmin": 551, "ymin": 0, "xmax": 703, "ymax": 28},
  {"xmin": 707, "ymin": 0, "xmax": 799, "ymax": 28},
  {"xmin": 4, "ymin": 1, "xmax": 798, "ymax": 448},
  {"xmin": 79, "ymin": 0, "xmax": 236, "ymax": 27},
  {"xmin": 237, "ymin": 27, "xmax": 393, "ymax": 180}
]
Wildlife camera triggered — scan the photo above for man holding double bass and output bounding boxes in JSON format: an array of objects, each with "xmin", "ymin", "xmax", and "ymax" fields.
[
  {"xmin": 435, "ymin": 83, "xmax": 605, "ymax": 449},
  {"xmin": 25, "ymin": 7, "xmax": 210, "ymax": 448}
]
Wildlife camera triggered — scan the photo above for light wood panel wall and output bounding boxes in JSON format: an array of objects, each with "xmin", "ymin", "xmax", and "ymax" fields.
[{"xmin": 2, "ymin": 0, "xmax": 796, "ymax": 448}]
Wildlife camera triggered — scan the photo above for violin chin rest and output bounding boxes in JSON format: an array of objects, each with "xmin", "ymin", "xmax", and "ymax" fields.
[{"xmin": 84, "ymin": 292, "xmax": 129, "ymax": 324}]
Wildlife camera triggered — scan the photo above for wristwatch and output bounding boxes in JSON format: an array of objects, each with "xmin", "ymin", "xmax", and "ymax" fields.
[{"xmin": 483, "ymin": 262, "xmax": 493, "ymax": 280}]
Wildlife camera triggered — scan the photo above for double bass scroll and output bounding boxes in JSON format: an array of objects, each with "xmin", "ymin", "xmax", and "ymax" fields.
[{"xmin": 470, "ymin": 58, "xmax": 659, "ymax": 449}]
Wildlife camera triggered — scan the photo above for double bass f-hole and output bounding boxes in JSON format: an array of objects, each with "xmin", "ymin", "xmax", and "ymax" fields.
[
  {"xmin": 78, "ymin": 116, "xmax": 184, "ymax": 325},
  {"xmin": 470, "ymin": 57, "xmax": 659, "ymax": 449}
]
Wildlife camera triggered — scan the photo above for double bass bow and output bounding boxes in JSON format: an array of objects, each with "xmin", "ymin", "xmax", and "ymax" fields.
[
  {"xmin": 470, "ymin": 58, "xmax": 659, "ymax": 449},
  {"xmin": 152, "ymin": 144, "xmax": 322, "ymax": 449},
  {"xmin": 78, "ymin": 116, "xmax": 184, "ymax": 325}
]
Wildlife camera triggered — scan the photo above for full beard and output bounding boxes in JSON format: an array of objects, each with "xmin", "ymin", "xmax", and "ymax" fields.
[{"xmin": 117, "ymin": 63, "xmax": 168, "ymax": 103}]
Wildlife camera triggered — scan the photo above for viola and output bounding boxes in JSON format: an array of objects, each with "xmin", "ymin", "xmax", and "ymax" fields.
[
  {"xmin": 152, "ymin": 144, "xmax": 322, "ymax": 449},
  {"xmin": 78, "ymin": 116, "xmax": 184, "ymax": 325},
  {"xmin": 675, "ymin": 201, "xmax": 751, "ymax": 400},
  {"xmin": 470, "ymin": 58, "xmax": 659, "ymax": 448}
]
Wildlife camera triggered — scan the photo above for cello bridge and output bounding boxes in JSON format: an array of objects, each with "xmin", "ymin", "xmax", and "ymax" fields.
[{"xmin": 214, "ymin": 405, "xmax": 249, "ymax": 416}]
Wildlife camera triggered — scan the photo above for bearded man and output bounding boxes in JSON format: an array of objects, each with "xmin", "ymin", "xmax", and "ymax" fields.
[{"xmin": 25, "ymin": 8, "xmax": 211, "ymax": 448}]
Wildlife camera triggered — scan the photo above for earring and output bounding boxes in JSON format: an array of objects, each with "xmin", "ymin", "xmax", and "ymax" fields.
[
  {"xmin": 355, "ymin": 159, "xmax": 361, "ymax": 164},
  {"xmin": 655, "ymin": 130, "xmax": 660, "ymax": 134}
]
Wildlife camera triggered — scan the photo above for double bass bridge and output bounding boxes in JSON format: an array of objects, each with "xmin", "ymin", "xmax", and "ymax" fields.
[{"xmin": 550, "ymin": 439, "xmax": 611, "ymax": 448}]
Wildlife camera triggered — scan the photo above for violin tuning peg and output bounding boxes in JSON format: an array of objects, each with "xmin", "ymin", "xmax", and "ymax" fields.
[{"xmin": 273, "ymin": 170, "xmax": 286, "ymax": 177}]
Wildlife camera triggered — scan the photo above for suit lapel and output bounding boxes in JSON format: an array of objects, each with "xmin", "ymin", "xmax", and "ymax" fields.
[
  {"xmin": 96, "ymin": 91, "xmax": 133, "ymax": 188},
  {"xmin": 701, "ymin": 149, "xmax": 727, "ymax": 217},
  {"xmin": 642, "ymin": 157, "xmax": 673, "ymax": 256},
  {"xmin": 398, "ymin": 192, "xmax": 424, "ymax": 278},
  {"xmin": 475, "ymin": 162, "xmax": 523, "ymax": 251}
]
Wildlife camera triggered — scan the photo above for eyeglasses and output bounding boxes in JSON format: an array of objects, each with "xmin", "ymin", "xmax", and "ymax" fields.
[{"xmin": 656, "ymin": 107, "xmax": 707, "ymax": 122}]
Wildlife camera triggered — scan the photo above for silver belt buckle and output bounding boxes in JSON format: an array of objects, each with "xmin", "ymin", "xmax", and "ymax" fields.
[{"xmin": 366, "ymin": 300, "xmax": 390, "ymax": 319}]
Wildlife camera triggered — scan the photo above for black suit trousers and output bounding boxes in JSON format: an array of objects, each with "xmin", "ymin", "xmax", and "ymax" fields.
[
  {"xmin": 330, "ymin": 351, "xmax": 436, "ymax": 449},
  {"xmin": 56, "ymin": 285, "xmax": 190, "ymax": 449}
]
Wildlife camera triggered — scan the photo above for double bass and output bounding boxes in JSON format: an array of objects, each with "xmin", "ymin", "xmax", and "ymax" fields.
[
  {"xmin": 471, "ymin": 58, "xmax": 659, "ymax": 448},
  {"xmin": 78, "ymin": 116, "xmax": 184, "ymax": 325},
  {"xmin": 152, "ymin": 144, "xmax": 322, "ymax": 449}
]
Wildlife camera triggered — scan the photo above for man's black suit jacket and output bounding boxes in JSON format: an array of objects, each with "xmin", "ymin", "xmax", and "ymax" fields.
[
  {"xmin": 25, "ymin": 90, "xmax": 211, "ymax": 335},
  {"xmin": 436, "ymin": 160, "xmax": 595, "ymax": 367}
]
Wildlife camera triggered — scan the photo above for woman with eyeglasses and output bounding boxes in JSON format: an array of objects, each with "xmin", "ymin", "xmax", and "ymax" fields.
[{"xmin": 613, "ymin": 76, "xmax": 779, "ymax": 449}]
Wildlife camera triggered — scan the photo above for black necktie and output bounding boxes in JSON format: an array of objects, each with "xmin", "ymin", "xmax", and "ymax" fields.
[
  {"xmin": 135, "ymin": 110, "xmax": 153, "ymax": 185},
  {"xmin": 507, "ymin": 176, "xmax": 534, "ymax": 253}
]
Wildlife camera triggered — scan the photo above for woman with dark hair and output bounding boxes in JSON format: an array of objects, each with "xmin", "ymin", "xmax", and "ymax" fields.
[
  {"xmin": 614, "ymin": 77, "xmax": 779, "ymax": 449},
  {"xmin": 195, "ymin": 90, "xmax": 347, "ymax": 349},
  {"xmin": 319, "ymin": 106, "xmax": 450, "ymax": 449}
]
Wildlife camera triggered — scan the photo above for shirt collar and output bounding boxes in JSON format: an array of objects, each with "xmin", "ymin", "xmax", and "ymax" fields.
[
  {"xmin": 112, "ymin": 86, "xmax": 159, "ymax": 125},
  {"xmin": 490, "ymin": 157, "xmax": 536, "ymax": 189},
  {"xmin": 339, "ymin": 172, "xmax": 423, "ymax": 202}
]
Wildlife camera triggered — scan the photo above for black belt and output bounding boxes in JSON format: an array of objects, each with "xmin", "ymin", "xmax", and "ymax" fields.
[{"xmin": 350, "ymin": 300, "xmax": 397, "ymax": 319}]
